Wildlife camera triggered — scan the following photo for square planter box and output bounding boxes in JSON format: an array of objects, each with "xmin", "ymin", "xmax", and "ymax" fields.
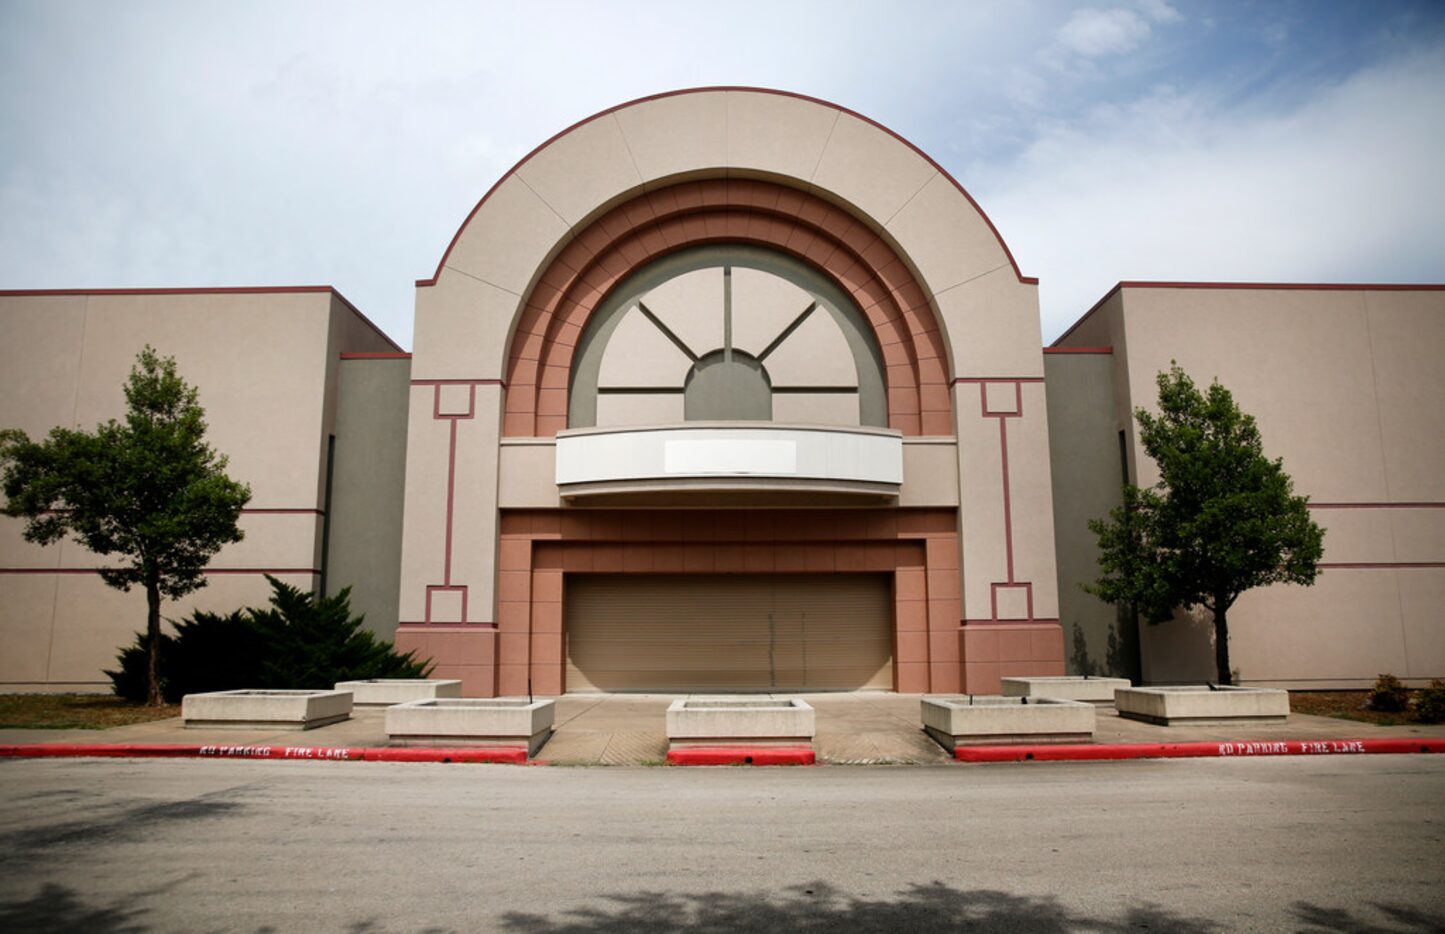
[
  {"xmin": 1115, "ymin": 685, "xmax": 1289, "ymax": 725},
  {"xmin": 921, "ymin": 695, "xmax": 1095, "ymax": 750},
  {"xmin": 1001, "ymin": 676, "xmax": 1132, "ymax": 705},
  {"xmin": 385, "ymin": 698, "xmax": 555, "ymax": 756},
  {"xmin": 334, "ymin": 679, "xmax": 463, "ymax": 706},
  {"xmin": 182, "ymin": 689, "xmax": 353, "ymax": 730},
  {"xmin": 666, "ymin": 698, "xmax": 815, "ymax": 746}
]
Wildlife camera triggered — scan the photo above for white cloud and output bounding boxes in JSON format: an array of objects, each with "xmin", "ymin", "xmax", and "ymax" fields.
[
  {"xmin": 0, "ymin": 1, "xmax": 1051, "ymax": 348},
  {"xmin": 1136, "ymin": 0, "xmax": 1182, "ymax": 24},
  {"xmin": 978, "ymin": 44, "xmax": 1445, "ymax": 341},
  {"xmin": 1057, "ymin": 7, "xmax": 1153, "ymax": 57},
  {"xmin": 0, "ymin": 1, "xmax": 1440, "ymax": 353}
]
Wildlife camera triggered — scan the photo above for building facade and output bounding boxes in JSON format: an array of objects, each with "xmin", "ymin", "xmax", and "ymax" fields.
[{"xmin": 2, "ymin": 88, "xmax": 1441, "ymax": 694}]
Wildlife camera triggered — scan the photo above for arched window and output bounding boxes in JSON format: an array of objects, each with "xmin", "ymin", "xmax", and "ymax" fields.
[{"xmin": 569, "ymin": 245, "xmax": 887, "ymax": 429}]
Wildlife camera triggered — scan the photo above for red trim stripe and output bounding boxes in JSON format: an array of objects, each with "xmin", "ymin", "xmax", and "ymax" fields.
[
  {"xmin": 410, "ymin": 378, "xmax": 507, "ymax": 387},
  {"xmin": 0, "ymin": 568, "xmax": 320, "ymax": 575},
  {"xmin": 0, "ymin": 286, "xmax": 340, "ymax": 297},
  {"xmin": 1318, "ymin": 562, "xmax": 1444, "ymax": 570},
  {"xmin": 444, "ymin": 420, "xmax": 458, "ymax": 586},
  {"xmin": 43, "ymin": 508, "xmax": 322, "ymax": 521},
  {"xmin": 1113, "ymin": 280, "xmax": 1445, "ymax": 292},
  {"xmin": 0, "ymin": 285, "xmax": 403, "ymax": 352},
  {"xmin": 1053, "ymin": 284, "xmax": 1124, "ymax": 347},
  {"xmin": 953, "ymin": 376, "xmax": 1045, "ymax": 384},
  {"xmin": 396, "ymin": 622, "xmax": 499, "ymax": 629},
  {"xmin": 954, "ymin": 738, "xmax": 1445, "ymax": 763},
  {"xmin": 0, "ymin": 743, "xmax": 529, "ymax": 764},
  {"xmin": 666, "ymin": 746, "xmax": 815, "ymax": 766},
  {"xmin": 1053, "ymin": 281, "xmax": 1445, "ymax": 348},
  {"xmin": 1309, "ymin": 502, "xmax": 1445, "ymax": 509}
]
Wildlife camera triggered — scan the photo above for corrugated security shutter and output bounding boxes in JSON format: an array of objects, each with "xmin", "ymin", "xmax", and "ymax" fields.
[{"xmin": 565, "ymin": 574, "xmax": 892, "ymax": 692}]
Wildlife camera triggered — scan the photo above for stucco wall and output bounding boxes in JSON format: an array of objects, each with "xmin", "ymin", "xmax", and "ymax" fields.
[
  {"xmin": 1057, "ymin": 285, "xmax": 1445, "ymax": 687},
  {"xmin": 400, "ymin": 89, "xmax": 1063, "ymax": 677},
  {"xmin": 0, "ymin": 288, "xmax": 398, "ymax": 690},
  {"xmin": 326, "ymin": 356, "xmax": 411, "ymax": 639},
  {"xmin": 1043, "ymin": 351, "xmax": 1138, "ymax": 680}
]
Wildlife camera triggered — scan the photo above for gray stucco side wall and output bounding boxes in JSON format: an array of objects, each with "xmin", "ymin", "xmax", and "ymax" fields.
[
  {"xmin": 326, "ymin": 357, "xmax": 411, "ymax": 639},
  {"xmin": 1043, "ymin": 353, "xmax": 1139, "ymax": 680}
]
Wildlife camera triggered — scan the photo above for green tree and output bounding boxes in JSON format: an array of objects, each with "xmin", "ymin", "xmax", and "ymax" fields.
[
  {"xmin": 1087, "ymin": 365, "xmax": 1325, "ymax": 685},
  {"xmin": 1, "ymin": 347, "xmax": 251, "ymax": 705}
]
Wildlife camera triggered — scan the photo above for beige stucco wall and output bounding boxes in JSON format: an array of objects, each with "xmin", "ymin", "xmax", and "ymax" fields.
[
  {"xmin": 415, "ymin": 90, "xmax": 1044, "ymax": 386},
  {"xmin": 1056, "ymin": 285, "xmax": 1445, "ymax": 687},
  {"xmin": 403, "ymin": 89, "xmax": 1062, "ymax": 653},
  {"xmin": 1042, "ymin": 352, "xmax": 1137, "ymax": 679},
  {"xmin": 953, "ymin": 379, "xmax": 1059, "ymax": 623},
  {"xmin": 396, "ymin": 383, "xmax": 502, "ymax": 624},
  {"xmin": 326, "ymin": 356, "xmax": 411, "ymax": 638},
  {"xmin": 0, "ymin": 289, "xmax": 397, "ymax": 689}
]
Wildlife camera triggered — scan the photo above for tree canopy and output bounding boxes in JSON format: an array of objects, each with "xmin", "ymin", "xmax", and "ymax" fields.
[
  {"xmin": 1, "ymin": 346, "xmax": 251, "ymax": 704},
  {"xmin": 1087, "ymin": 364, "xmax": 1325, "ymax": 684}
]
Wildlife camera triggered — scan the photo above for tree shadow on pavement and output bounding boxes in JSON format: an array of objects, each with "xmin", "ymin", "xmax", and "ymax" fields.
[
  {"xmin": 1294, "ymin": 900, "xmax": 1445, "ymax": 933},
  {"xmin": 5, "ymin": 882, "xmax": 1439, "ymax": 933},
  {"xmin": 0, "ymin": 874, "xmax": 201, "ymax": 934},
  {"xmin": 499, "ymin": 881, "xmax": 1222, "ymax": 933},
  {"xmin": 0, "ymin": 789, "xmax": 247, "ymax": 860},
  {"xmin": 0, "ymin": 882, "xmax": 149, "ymax": 934}
]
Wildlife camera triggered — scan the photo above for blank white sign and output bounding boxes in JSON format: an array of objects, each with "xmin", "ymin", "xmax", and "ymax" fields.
[{"xmin": 663, "ymin": 439, "xmax": 798, "ymax": 474}]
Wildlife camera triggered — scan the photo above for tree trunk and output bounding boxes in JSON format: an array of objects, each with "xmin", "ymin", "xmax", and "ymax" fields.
[
  {"xmin": 1213, "ymin": 597, "xmax": 1232, "ymax": 686},
  {"xmin": 146, "ymin": 579, "xmax": 163, "ymax": 706}
]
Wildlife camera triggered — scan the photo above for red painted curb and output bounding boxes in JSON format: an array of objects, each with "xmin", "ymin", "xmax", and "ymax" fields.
[
  {"xmin": 666, "ymin": 746, "xmax": 815, "ymax": 766},
  {"xmin": 954, "ymin": 738, "xmax": 1445, "ymax": 763},
  {"xmin": 0, "ymin": 743, "xmax": 528, "ymax": 764}
]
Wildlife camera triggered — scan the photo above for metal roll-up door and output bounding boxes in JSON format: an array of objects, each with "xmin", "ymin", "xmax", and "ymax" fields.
[{"xmin": 565, "ymin": 573, "xmax": 892, "ymax": 692}]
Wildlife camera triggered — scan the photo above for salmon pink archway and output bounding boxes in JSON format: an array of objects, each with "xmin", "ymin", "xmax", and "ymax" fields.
[{"xmin": 502, "ymin": 176, "xmax": 952, "ymax": 437}]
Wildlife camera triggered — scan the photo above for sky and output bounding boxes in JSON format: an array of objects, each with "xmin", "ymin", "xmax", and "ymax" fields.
[{"xmin": 1, "ymin": 0, "xmax": 1442, "ymax": 348}]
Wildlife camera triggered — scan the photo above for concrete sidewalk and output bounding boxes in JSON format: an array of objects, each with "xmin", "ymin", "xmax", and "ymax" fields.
[
  {"xmin": 4, "ymin": 692, "xmax": 1444, "ymax": 765},
  {"xmin": 539, "ymin": 693, "xmax": 1445, "ymax": 765}
]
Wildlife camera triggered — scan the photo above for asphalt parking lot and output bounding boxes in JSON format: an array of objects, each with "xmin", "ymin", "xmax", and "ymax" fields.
[{"xmin": 2, "ymin": 754, "xmax": 1442, "ymax": 932}]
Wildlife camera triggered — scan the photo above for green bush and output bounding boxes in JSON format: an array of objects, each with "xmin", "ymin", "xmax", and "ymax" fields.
[
  {"xmin": 249, "ymin": 576, "xmax": 431, "ymax": 687},
  {"xmin": 106, "ymin": 609, "xmax": 259, "ymax": 703},
  {"xmin": 1415, "ymin": 680, "xmax": 1445, "ymax": 724},
  {"xmin": 1366, "ymin": 673, "xmax": 1410, "ymax": 713},
  {"xmin": 108, "ymin": 631, "xmax": 175, "ymax": 703},
  {"xmin": 106, "ymin": 576, "xmax": 430, "ymax": 702}
]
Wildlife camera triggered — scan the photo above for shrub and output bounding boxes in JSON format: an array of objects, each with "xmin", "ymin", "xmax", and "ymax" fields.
[
  {"xmin": 106, "ymin": 610, "xmax": 260, "ymax": 703},
  {"xmin": 1415, "ymin": 680, "xmax": 1445, "ymax": 724},
  {"xmin": 107, "ymin": 631, "xmax": 176, "ymax": 703},
  {"xmin": 107, "ymin": 576, "xmax": 430, "ymax": 702},
  {"xmin": 1366, "ymin": 673, "xmax": 1410, "ymax": 713},
  {"xmin": 249, "ymin": 576, "xmax": 431, "ymax": 687},
  {"xmin": 169, "ymin": 610, "xmax": 266, "ymax": 698}
]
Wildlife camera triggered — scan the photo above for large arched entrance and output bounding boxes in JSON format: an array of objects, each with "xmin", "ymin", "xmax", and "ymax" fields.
[{"xmin": 394, "ymin": 88, "xmax": 1066, "ymax": 697}]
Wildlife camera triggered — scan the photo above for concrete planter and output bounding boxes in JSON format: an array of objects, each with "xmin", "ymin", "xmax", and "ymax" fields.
[
  {"xmin": 385, "ymin": 698, "xmax": 555, "ymax": 756},
  {"xmin": 182, "ymin": 689, "xmax": 353, "ymax": 730},
  {"xmin": 1115, "ymin": 685, "xmax": 1289, "ymax": 725},
  {"xmin": 666, "ymin": 697, "xmax": 815, "ymax": 746},
  {"xmin": 333, "ymin": 679, "xmax": 463, "ymax": 706},
  {"xmin": 1001, "ymin": 676, "xmax": 1132, "ymax": 705},
  {"xmin": 921, "ymin": 695, "xmax": 1095, "ymax": 750}
]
